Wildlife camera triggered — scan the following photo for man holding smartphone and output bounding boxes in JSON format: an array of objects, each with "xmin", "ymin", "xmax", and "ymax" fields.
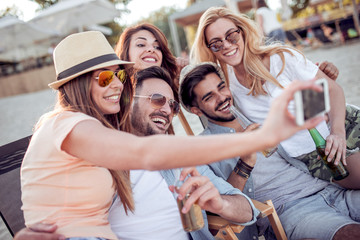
[{"xmin": 179, "ymin": 62, "xmax": 360, "ymax": 240}]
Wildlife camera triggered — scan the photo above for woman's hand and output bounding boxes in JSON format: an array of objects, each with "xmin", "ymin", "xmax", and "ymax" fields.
[
  {"xmin": 325, "ymin": 132, "xmax": 347, "ymax": 165},
  {"xmin": 176, "ymin": 57, "xmax": 189, "ymax": 72}
]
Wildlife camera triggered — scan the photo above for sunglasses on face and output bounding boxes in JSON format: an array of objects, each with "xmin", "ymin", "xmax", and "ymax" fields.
[
  {"xmin": 207, "ymin": 28, "xmax": 241, "ymax": 52},
  {"xmin": 95, "ymin": 69, "xmax": 127, "ymax": 87},
  {"xmin": 134, "ymin": 93, "xmax": 180, "ymax": 116}
]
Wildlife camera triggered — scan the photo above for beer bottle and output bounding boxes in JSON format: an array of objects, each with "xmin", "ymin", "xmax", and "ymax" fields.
[
  {"xmin": 308, "ymin": 128, "xmax": 349, "ymax": 181},
  {"xmin": 229, "ymin": 105, "xmax": 277, "ymax": 157}
]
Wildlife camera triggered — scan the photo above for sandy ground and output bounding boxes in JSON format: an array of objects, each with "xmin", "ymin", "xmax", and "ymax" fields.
[{"xmin": 1, "ymin": 40, "xmax": 359, "ymax": 238}]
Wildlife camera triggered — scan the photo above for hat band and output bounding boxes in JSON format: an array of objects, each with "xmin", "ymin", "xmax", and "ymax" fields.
[{"xmin": 57, "ymin": 53, "xmax": 120, "ymax": 80}]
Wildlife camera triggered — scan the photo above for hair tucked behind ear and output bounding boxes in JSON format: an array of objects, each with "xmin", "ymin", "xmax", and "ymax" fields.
[
  {"xmin": 191, "ymin": 7, "xmax": 303, "ymax": 96},
  {"xmin": 35, "ymin": 72, "xmax": 134, "ymax": 214}
]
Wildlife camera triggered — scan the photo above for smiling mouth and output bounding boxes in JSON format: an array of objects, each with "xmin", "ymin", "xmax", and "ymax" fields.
[
  {"xmin": 104, "ymin": 95, "xmax": 120, "ymax": 101},
  {"xmin": 224, "ymin": 49, "xmax": 237, "ymax": 56},
  {"xmin": 151, "ymin": 116, "xmax": 168, "ymax": 128},
  {"xmin": 143, "ymin": 57, "xmax": 157, "ymax": 62},
  {"xmin": 216, "ymin": 99, "xmax": 232, "ymax": 112}
]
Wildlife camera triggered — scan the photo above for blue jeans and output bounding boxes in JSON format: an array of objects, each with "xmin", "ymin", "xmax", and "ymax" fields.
[{"xmin": 276, "ymin": 184, "xmax": 360, "ymax": 239}]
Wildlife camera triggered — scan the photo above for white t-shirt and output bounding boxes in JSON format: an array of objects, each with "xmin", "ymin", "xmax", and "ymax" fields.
[
  {"xmin": 229, "ymin": 49, "xmax": 330, "ymax": 157},
  {"xmin": 108, "ymin": 170, "xmax": 188, "ymax": 240},
  {"xmin": 256, "ymin": 7, "xmax": 282, "ymax": 34}
]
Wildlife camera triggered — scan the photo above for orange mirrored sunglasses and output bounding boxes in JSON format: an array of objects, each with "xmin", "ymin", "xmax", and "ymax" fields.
[{"xmin": 95, "ymin": 70, "xmax": 127, "ymax": 87}]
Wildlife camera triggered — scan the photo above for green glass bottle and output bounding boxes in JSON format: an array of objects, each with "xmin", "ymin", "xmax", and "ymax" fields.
[{"xmin": 308, "ymin": 128, "xmax": 349, "ymax": 181}]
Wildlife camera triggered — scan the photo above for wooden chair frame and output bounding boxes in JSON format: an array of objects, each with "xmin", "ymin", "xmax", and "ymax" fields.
[{"xmin": 208, "ymin": 199, "xmax": 287, "ymax": 240}]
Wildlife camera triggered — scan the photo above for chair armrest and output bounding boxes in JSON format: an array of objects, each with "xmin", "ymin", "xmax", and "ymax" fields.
[
  {"xmin": 207, "ymin": 214, "xmax": 245, "ymax": 233},
  {"xmin": 251, "ymin": 199, "xmax": 273, "ymax": 218}
]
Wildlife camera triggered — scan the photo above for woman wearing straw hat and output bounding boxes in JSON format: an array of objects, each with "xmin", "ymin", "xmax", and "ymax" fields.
[{"xmin": 20, "ymin": 31, "xmax": 324, "ymax": 239}]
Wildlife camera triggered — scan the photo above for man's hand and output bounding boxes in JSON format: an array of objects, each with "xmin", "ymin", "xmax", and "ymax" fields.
[
  {"xmin": 170, "ymin": 167, "xmax": 253, "ymax": 223},
  {"xmin": 317, "ymin": 61, "xmax": 339, "ymax": 81},
  {"xmin": 169, "ymin": 167, "xmax": 224, "ymax": 214},
  {"xmin": 14, "ymin": 223, "xmax": 65, "ymax": 240}
]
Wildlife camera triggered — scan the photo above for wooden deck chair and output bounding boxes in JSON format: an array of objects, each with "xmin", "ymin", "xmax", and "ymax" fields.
[
  {"xmin": 0, "ymin": 135, "xmax": 31, "ymax": 236},
  {"xmin": 207, "ymin": 199, "xmax": 287, "ymax": 240}
]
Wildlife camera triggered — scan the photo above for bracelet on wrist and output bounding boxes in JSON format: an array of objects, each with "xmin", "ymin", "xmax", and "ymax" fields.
[
  {"xmin": 233, "ymin": 165, "xmax": 250, "ymax": 179},
  {"xmin": 236, "ymin": 159, "xmax": 253, "ymax": 175}
]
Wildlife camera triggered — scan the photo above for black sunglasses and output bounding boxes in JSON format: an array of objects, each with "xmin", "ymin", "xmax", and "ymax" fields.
[
  {"xmin": 134, "ymin": 93, "xmax": 180, "ymax": 116},
  {"xmin": 207, "ymin": 28, "xmax": 241, "ymax": 52}
]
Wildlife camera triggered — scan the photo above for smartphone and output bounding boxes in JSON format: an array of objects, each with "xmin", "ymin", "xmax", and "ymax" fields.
[{"xmin": 294, "ymin": 78, "xmax": 330, "ymax": 125}]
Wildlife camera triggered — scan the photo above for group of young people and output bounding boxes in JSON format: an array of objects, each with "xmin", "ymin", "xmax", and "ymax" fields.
[{"xmin": 15, "ymin": 5, "xmax": 359, "ymax": 240}]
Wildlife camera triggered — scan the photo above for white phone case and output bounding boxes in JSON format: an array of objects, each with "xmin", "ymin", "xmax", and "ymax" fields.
[{"xmin": 294, "ymin": 78, "xmax": 330, "ymax": 125}]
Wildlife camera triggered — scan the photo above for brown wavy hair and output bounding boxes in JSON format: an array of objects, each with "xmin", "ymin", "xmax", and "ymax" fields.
[{"xmin": 35, "ymin": 70, "xmax": 134, "ymax": 214}]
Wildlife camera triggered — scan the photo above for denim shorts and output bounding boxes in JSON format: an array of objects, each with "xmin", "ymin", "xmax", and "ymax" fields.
[{"xmin": 276, "ymin": 184, "xmax": 360, "ymax": 240}]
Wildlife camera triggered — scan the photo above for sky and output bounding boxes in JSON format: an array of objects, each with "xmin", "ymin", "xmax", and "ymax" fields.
[
  {"xmin": 1, "ymin": 0, "xmax": 281, "ymax": 24},
  {"xmin": 0, "ymin": 0, "xmax": 188, "ymax": 24}
]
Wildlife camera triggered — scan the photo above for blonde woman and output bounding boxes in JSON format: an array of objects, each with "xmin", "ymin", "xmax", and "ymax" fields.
[{"xmin": 190, "ymin": 6, "xmax": 360, "ymax": 188}]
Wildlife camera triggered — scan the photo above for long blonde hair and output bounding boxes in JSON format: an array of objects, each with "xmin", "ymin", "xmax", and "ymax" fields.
[
  {"xmin": 191, "ymin": 7, "xmax": 302, "ymax": 96},
  {"xmin": 35, "ymin": 71, "xmax": 134, "ymax": 214}
]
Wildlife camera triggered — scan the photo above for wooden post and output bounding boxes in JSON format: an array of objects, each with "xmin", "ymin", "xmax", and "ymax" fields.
[
  {"xmin": 177, "ymin": 110, "xmax": 194, "ymax": 136},
  {"xmin": 352, "ymin": 0, "xmax": 360, "ymax": 36}
]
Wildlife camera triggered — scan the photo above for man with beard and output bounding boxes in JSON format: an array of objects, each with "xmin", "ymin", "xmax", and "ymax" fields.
[
  {"xmin": 107, "ymin": 66, "xmax": 258, "ymax": 240},
  {"xmin": 13, "ymin": 66, "xmax": 259, "ymax": 240},
  {"xmin": 179, "ymin": 62, "xmax": 360, "ymax": 240}
]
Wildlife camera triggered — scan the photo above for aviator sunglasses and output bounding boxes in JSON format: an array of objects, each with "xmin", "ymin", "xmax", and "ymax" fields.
[
  {"xmin": 207, "ymin": 28, "xmax": 242, "ymax": 52},
  {"xmin": 134, "ymin": 93, "xmax": 180, "ymax": 116},
  {"xmin": 95, "ymin": 69, "xmax": 127, "ymax": 87}
]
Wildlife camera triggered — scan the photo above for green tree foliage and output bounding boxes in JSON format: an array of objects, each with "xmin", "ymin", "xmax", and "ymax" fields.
[{"xmin": 139, "ymin": 6, "xmax": 188, "ymax": 56}]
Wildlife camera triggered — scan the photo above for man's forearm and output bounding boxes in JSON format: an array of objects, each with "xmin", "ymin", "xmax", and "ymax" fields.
[
  {"xmin": 227, "ymin": 171, "xmax": 247, "ymax": 191},
  {"xmin": 217, "ymin": 194, "xmax": 253, "ymax": 223}
]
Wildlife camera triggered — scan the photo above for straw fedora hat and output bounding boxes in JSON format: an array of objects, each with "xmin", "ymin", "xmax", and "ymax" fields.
[{"xmin": 49, "ymin": 31, "xmax": 133, "ymax": 90}]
